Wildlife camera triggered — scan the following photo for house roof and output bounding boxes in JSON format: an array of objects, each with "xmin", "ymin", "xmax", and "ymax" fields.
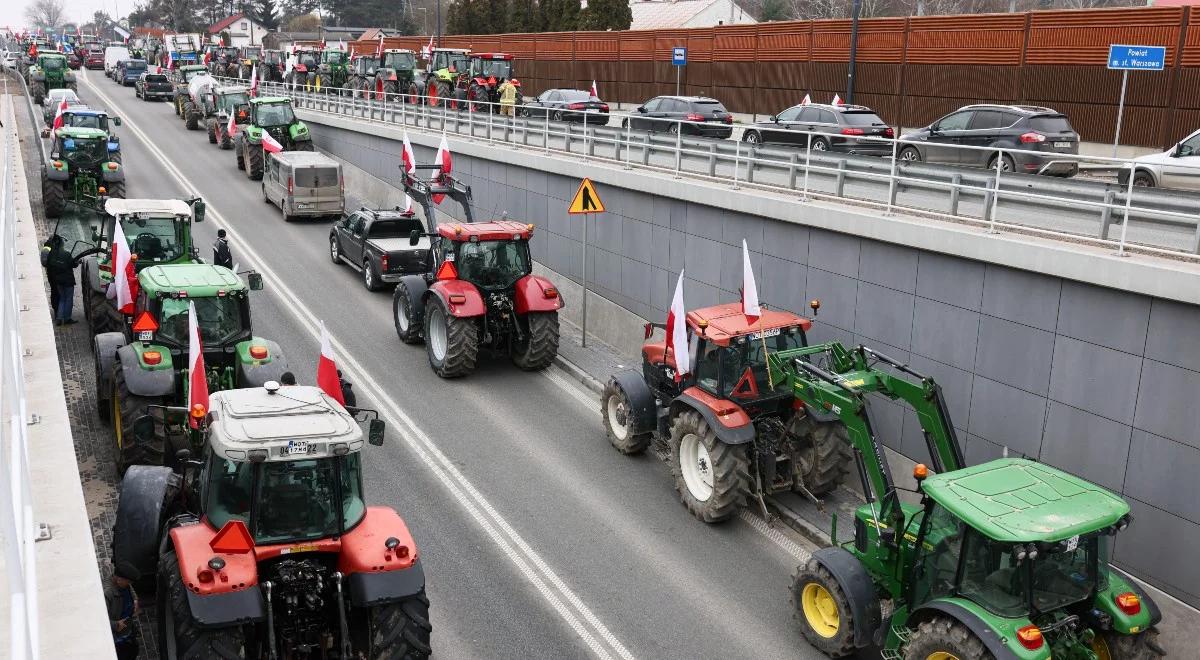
[
  {"xmin": 629, "ymin": 0, "xmax": 753, "ymax": 30},
  {"xmin": 209, "ymin": 14, "xmax": 246, "ymax": 34}
]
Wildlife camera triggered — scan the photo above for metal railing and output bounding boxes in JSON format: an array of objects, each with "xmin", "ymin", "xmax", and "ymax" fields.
[
  {"xmin": 218, "ymin": 77, "xmax": 1200, "ymax": 261},
  {"xmin": 0, "ymin": 104, "xmax": 40, "ymax": 660}
]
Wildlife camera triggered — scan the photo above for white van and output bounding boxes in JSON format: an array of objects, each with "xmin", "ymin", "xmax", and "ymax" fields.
[{"xmin": 103, "ymin": 46, "xmax": 130, "ymax": 76}]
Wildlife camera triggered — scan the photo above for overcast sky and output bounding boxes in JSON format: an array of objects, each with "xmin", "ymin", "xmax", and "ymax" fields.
[{"xmin": 2, "ymin": 0, "xmax": 131, "ymax": 33}]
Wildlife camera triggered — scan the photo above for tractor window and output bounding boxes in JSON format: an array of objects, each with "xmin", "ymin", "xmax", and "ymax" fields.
[
  {"xmin": 219, "ymin": 92, "xmax": 249, "ymax": 113},
  {"xmin": 183, "ymin": 69, "xmax": 205, "ymax": 82},
  {"xmin": 62, "ymin": 137, "xmax": 108, "ymax": 166},
  {"xmin": 960, "ymin": 531, "xmax": 1028, "ymax": 617},
  {"xmin": 447, "ymin": 53, "xmax": 469, "ymax": 73},
  {"xmin": 255, "ymin": 103, "xmax": 295, "ymax": 126},
  {"xmin": 695, "ymin": 342, "xmax": 726, "ymax": 393},
  {"xmin": 1029, "ymin": 536, "xmax": 1100, "ymax": 613},
  {"xmin": 43, "ymin": 57, "xmax": 63, "ymax": 70},
  {"xmin": 719, "ymin": 328, "xmax": 807, "ymax": 398},
  {"xmin": 253, "ymin": 456, "xmax": 366, "ymax": 544},
  {"xmin": 157, "ymin": 295, "xmax": 249, "ymax": 347},
  {"xmin": 297, "ymin": 53, "xmax": 318, "ymax": 68},
  {"xmin": 206, "ymin": 454, "xmax": 253, "ymax": 530},
  {"xmin": 383, "ymin": 52, "xmax": 414, "ymax": 70},
  {"xmin": 120, "ymin": 216, "xmax": 184, "ymax": 263},
  {"xmin": 454, "ymin": 240, "xmax": 531, "ymax": 290},
  {"xmin": 324, "ymin": 51, "xmax": 346, "ymax": 64},
  {"xmin": 910, "ymin": 503, "xmax": 965, "ymax": 608},
  {"xmin": 478, "ymin": 59, "xmax": 512, "ymax": 80},
  {"xmin": 67, "ymin": 114, "xmax": 104, "ymax": 130}
]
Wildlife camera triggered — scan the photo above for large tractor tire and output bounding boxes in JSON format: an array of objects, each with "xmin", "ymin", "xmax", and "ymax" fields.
[
  {"xmin": 235, "ymin": 138, "xmax": 246, "ymax": 170},
  {"xmin": 42, "ymin": 177, "xmax": 66, "ymax": 218},
  {"xmin": 382, "ymin": 80, "xmax": 399, "ymax": 102},
  {"xmin": 207, "ymin": 120, "xmax": 217, "ymax": 143},
  {"xmin": 184, "ymin": 102, "xmax": 200, "ymax": 130},
  {"xmin": 245, "ymin": 143, "xmax": 264, "ymax": 180},
  {"xmin": 361, "ymin": 591, "xmax": 433, "ymax": 659},
  {"xmin": 468, "ymin": 85, "xmax": 489, "ymax": 113},
  {"xmin": 791, "ymin": 558, "xmax": 859, "ymax": 658},
  {"xmin": 511, "ymin": 311, "xmax": 559, "ymax": 371},
  {"xmin": 903, "ymin": 617, "xmax": 991, "ymax": 660},
  {"xmin": 393, "ymin": 281, "xmax": 423, "ymax": 344},
  {"xmin": 436, "ymin": 81, "xmax": 455, "ymax": 109},
  {"xmin": 1092, "ymin": 629, "xmax": 1165, "ymax": 660},
  {"xmin": 219, "ymin": 125, "xmax": 233, "ymax": 150},
  {"xmin": 105, "ymin": 180, "xmax": 126, "ymax": 199},
  {"xmin": 86, "ymin": 286, "xmax": 120, "ymax": 336},
  {"xmin": 790, "ymin": 416, "xmax": 851, "ymax": 497},
  {"xmin": 157, "ymin": 548, "xmax": 246, "ymax": 659},
  {"xmin": 111, "ymin": 366, "xmax": 163, "ymax": 475},
  {"xmin": 408, "ymin": 82, "xmax": 422, "ymax": 105},
  {"xmin": 669, "ymin": 410, "xmax": 751, "ymax": 523},
  {"xmin": 602, "ymin": 379, "xmax": 652, "ymax": 455},
  {"xmin": 30, "ymin": 82, "xmax": 45, "ymax": 105},
  {"xmin": 423, "ymin": 299, "xmax": 478, "ymax": 378}
]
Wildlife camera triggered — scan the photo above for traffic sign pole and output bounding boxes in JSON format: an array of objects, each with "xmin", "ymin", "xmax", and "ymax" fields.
[
  {"xmin": 1106, "ymin": 44, "xmax": 1166, "ymax": 159},
  {"xmin": 1112, "ymin": 69, "xmax": 1128, "ymax": 159},
  {"xmin": 568, "ymin": 178, "xmax": 606, "ymax": 348},
  {"xmin": 582, "ymin": 213, "xmax": 589, "ymax": 348}
]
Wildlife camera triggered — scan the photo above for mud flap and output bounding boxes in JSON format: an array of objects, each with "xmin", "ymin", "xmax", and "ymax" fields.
[
  {"xmin": 95, "ymin": 332, "xmax": 127, "ymax": 408},
  {"xmin": 348, "ymin": 559, "xmax": 426, "ymax": 607},
  {"xmin": 608, "ymin": 370, "xmax": 657, "ymax": 436},
  {"xmin": 810, "ymin": 547, "xmax": 882, "ymax": 649},
  {"xmin": 112, "ymin": 465, "xmax": 179, "ymax": 583}
]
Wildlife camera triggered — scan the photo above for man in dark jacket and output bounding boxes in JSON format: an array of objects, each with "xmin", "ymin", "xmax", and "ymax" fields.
[
  {"xmin": 40, "ymin": 235, "xmax": 79, "ymax": 325},
  {"xmin": 105, "ymin": 569, "xmax": 139, "ymax": 660},
  {"xmin": 213, "ymin": 228, "xmax": 233, "ymax": 269}
]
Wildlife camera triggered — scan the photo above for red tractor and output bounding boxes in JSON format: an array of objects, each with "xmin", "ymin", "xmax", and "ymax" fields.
[
  {"xmin": 465, "ymin": 53, "xmax": 521, "ymax": 112},
  {"xmin": 111, "ymin": 384, "xmax": 431, "ymax": 658},
  {"xmin": 601, "ymin": 301, "xmax": 851, "ymax": 523},
  {"xmin": 391, "ymin": 164, "xmax": 562, "ymax": 378}
]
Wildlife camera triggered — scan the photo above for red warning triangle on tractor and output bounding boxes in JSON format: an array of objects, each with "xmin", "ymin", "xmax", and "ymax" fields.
[
  {"xmin": 209, "ymin": 520, "xmax": 255, "ymax": 554},
  {"xmin": 131, "ymin": 311, "xmax": 159, "ymax": 334},
  {"xmin": 730, "ymin": 366, "xmax": 760, "ymax": 399}
]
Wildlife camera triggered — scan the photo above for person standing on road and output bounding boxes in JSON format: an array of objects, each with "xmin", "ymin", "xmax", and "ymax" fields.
[
  {"xmin": 106, "ymin": 570, "xmax": 140, "ymax": 660},
  {"xmin": 213, "ymin": 228, "xmax": 233, "ymax": 269},
  {"xmin": 41, "ymin": 234, "xmax": 79, "ymax": 325},
  {"xmin": 40, "ymin": 235, "xmax": 61, "ymax": 314},
  {"xmin": 498, "ymin": 79, "xmax": 517, "ymax": 117}
]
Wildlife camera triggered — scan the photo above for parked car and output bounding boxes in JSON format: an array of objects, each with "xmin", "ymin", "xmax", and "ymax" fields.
[
  {"xmin": 899, "ymin": 104, "xmax": 1080, "ymax": 176},
  {"xmin": 522, "ymin": 89, "xmax": 609, "ymax": 124},
  {"xmin": 742, "ymin": 102, "xmax": 894, "ymax": 155},
  {"xmin": 262, "ymin": 151, "xmax": 344, "ymax": 221},
  {"xmin": 1120, "ymin": 128, "xmax": 1200, "ymax": 190},
  {"xmin": 3, "ymin": 50, "xmax": 20, "ymax": 69},
  {"xmin": 623, "ymin": 95, "xmax": 734, "ymax": 139},
  {"xmin": 41, "ymin": 88, "xmax": 83, "ymax": 123},
  {"xmin": 116, "ymin": 58, "xmax": 147, "ymax": 86},
  {"xmin": 65, "ymin": 51, "xmax": 82, "ymax": 69},
  {"xmin": 329, "ymin": 206, "xmax": 432, "ymax": 291},
  {"xmin": 135, "ymin": 72, "xmax": 175, "ymax": 101}
]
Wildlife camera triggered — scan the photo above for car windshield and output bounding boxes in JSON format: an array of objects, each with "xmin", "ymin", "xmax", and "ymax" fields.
[
  {"xmin": 477, "ymin": 59, "xmax": 512, "ymax": 79},
  {"xmin": 842, "ymin": 111, "xmax": 886, "ymax": 126},
  {"xmin": 255, "ymin": 102, "xmax": 295, "ymax": 126},
  {"xmin": 1029, "ymin": 115, "xmax": 1074, "ymax": 134},
  {"xmin": 695, "ymin": 328, "xmax": 806, "ymax": 397},
  {"xmin": 294, "ymin": 166, "xmax": 339, "ymax": 188},
  {"xmin": 368, "ymin": 217, "xmax": 423, "ymax": 238},
  {"xmin": 157, "ymin": 295, "xmax": 248, "ymax": 346},
  {"xmin": 383, "ymin": 52, "xmax": 414, "ymax": 69},
  {"xmin": 454, "ymin": 240, "xmax": 530, "ymax": 289},
  {"xmin": 253, "ymin": 455, "xmax": 365, "ymax": 544},
  {"xmin": 60, "ymin": 136, "xmax": 107, "ymax": 165}
]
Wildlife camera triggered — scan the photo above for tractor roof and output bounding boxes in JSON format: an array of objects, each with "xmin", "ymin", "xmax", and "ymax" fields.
[
  {"xmin": 208, "ymin": 385, "xmax": 363, "ymax": 461},
  {"xmin": 687, "ymin": 303, "xmax": 812, "ymax": 345},
  {"xmin": 472, "ymin": 53, "xmax": 513, "ymax": 60},
  {"xmin": 383, "ymin": 48, "xmax": 414, "ymax": 54},
  {"xmin": 179, "ymin": 64, "xmax": 207, "ymax": 71},
  {"xmin": 251, "ymin": 96, "xmax": 291, "ymax": 105},
  {"xmin": 139, "ymin": 264, "xmax": 245, "ymax": 295},
  {"xmin": 921, "ymin": 458, "xmax": 1130, "ymax": 543},
  {"xmin": 437, "ymin": 221, "xmax": 533, "ymax": 242},
  {"xmin": 58, "ymin": 126, "xmax": 107, "ymax": 139},
  {"xmin": 106, "ymin": 198, "xmax": 193, "ymax": 217},
  {"xmin": 64, "ymin": 107, "xmax": 108, "ymax": 116},
  {"xmin": 434, "ymin": 48, "xmax": 470, "ymax": 54},
  {"xmin": 216, "ymin": 85, "xmax": 250, "ymax": 94}
]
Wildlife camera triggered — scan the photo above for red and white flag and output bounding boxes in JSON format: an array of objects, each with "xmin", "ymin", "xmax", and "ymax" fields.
[
  {"xmin": 666, "ymin": 271, "xmax": 690, "ymax": 381},
  {"xmin": 403, "ymin": 194, "xmax": 414, "ymax": 214},
  {"xmin": 832, "ymin": 93, "xmax": 842, "ymax": 106},
  {"xmin": 589, "ymin": 80, "xmax": 599, "ymax": 98},
  {"xmin": 226, "ymin": 109, "xmax": 238, "ymax": 137},
  {"xmin": 801, "ymin": 93, "xmax": 811, "ymax": 106},
  {"xmin": 187, "ymin": 300, "xmax": 209, "ymax": 429},
  {"xmin": 316, "ymin": 321, "xmax": 346, "ymax": 405},
  {"xmin": 376, "ymin": 34, "xmax": 384, "ymax": 58},
  {"xmin": 107, "ymin": 221, "xmax": 138, "ymax": 314},
  {"xmin": 401, "ymin": 131, "xmax": 417, "ymax": 176},
  {"xmin": 249, "ymin": 64, "xmax": 258, "ymax": 96},
  {"xmin": 432, "ymin": 133, "xmax": 452, "ymax": 204},
  {"xmin": 741, "ymin": 239, "xmax": 761, "ymax": 325},
  {"xmin": 338, "ymin": 39, "xmax": 345, "ymax": 51},
  {"xmin": 423, "ymin": 35, "xmax": 434, "ymax": 58},
  {"xmin": 261, "ymin": 131, "xmax": 283, "ymax": 153},
  {"xmin": 52, "ymin": 98, "xmax": 69, "ymax": 130},
  {"xmin": 166, "ymin": 51, "xmax": 173, "ymax": 69}
]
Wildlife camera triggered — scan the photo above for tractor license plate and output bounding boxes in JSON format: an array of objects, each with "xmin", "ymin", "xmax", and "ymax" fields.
[
  {"xmin": 1054, "ymin": 141, "xmax": 1072, "ymax": 148},
  {"xmin": 748, "ymin": 328, "xmax": 781, "ymax": 340},
  {"xmin": 138, "ymin": 331, "xmax": 153, "ymax": 341},
  {"xmin": 285, "ymin": 440, "xmax": 310, "ymax": 455}
]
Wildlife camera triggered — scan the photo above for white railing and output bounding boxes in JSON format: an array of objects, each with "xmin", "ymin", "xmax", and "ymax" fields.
[
  {"xmin": 0, "ymin": 113, "xmax": 39, "ymax": 659},
  {"xmin": 219, "ymin": 75, "xmax": 1200, "ymax": 261}
]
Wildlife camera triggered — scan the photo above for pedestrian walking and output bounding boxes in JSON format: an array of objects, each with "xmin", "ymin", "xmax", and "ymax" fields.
[
  {"xmin": 213, "ymin": 228, "xmax": 233, "ymax": 269},
  {"xmin": 41, "ymin": 234, "xmax": 79, "ymax": 325},
  {"xmin": 105, "ymin": 570, "xmax": 140, "ymax": 660},
  {"xmin": 498, "ymin": 79, "xmax": 517, "ymax": 117},
  {"xmin": 40, "ymin": 235, "xmax": 60, "ymax": 314}
]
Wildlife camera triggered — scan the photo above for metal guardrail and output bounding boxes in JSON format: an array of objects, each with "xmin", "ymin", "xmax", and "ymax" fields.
[
  {"xmin": 0, "ymin": 97, "xmax": 41, "ymax": 660},
  {"xmin": 213, "ymin": 78, "xmax": 1200, "ymax": 260}
]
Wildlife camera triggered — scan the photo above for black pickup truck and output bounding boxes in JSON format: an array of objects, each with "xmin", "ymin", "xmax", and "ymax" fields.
[{"xmin": 329, "ymin": 207, "xmax": 432, "ymax": 291}]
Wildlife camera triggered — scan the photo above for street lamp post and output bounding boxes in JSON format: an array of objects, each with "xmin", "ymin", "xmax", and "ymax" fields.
[
  {"xmin": 847, "ymin": 0, "xmax": 862, "ymax": 104},
  {"xmin": 436, "ymin": 0, "xmax": 442, "ymax": 47}
]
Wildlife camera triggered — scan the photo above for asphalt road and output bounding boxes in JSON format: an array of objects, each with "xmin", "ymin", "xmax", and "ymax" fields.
[{"xmin": 73, "ymin": 68, "xmax": 846, "ymax": 660}]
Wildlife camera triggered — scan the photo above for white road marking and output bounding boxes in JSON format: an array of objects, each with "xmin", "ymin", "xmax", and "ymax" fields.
[
  {"xmin": 81, "ymin": 69, "xmax": 635, "ymax": 660},
  {"xmin": 542, "ymin": 363, "xmax": 815, "ymax": 564}
]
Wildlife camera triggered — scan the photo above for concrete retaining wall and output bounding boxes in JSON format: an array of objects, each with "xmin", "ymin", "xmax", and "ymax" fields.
[{"xmin": 305, "ymin": 111, "xmax": 1200, "ymax": 608}]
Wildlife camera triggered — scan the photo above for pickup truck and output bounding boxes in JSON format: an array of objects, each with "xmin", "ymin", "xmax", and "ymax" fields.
[
  {"xmin": 329, "ymin": 207, "xmax": 432, "ymax": 291},
  {"xmin": 136, "ymin": 72, "xmax": 175, "ymax": 101}
]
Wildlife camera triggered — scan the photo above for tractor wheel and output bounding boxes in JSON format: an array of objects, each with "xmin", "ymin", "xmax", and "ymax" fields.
[
  {"xmin": 106, "ymin": 181, "xmax": 126, "ymax": 199},
  {"xmin": 903, "ymin": 617, "xmax": 991, "ymax": 660},
  {"xmin": 669, "ymin": 410, "xmax": 751, "ymax": 523},
  {"xmin": 360, "ymin": 590, "xmax": 433, "ymax": 659},
  {"xmin": 789, "ymin": 416, "xmax": 850, "ymax": 497},
  {"xmin": 602, "ymin": 379, "xmax": 651, "ymax": 455},
  {"xmin": 86, "ymin": 286, "xmax": 119, "ymax": 336},
  {"xmin": 363, "ymin": 259, "xmax": 382, "ymax": 291},
  {"xmin": 219, "ymin": 127, "xmax": 232, "ymax": 150},
  {"xmin": 173, "ymin": 96, "xmax": 181, "ymax": 116},
  {"xmin": 185, "ymin": 103, "xmax": 200, "ymax": 130},
  {"xmin": 393, "ymin": 281, "xmax": 423, "ymax": 344},
  {"xmin": 41, "ymin": 177, "xmax": 66, "ymax": 218},
  {"xmin": 158, "ymin": 548, "xmax": 246, "ymax": 659},
  {"xmin": 30, "ymin": 83, "xmax": 45, "ymax": 105},
  {"xmin": 94, "ymin": 351, "xmax": 111, "ymax": 423},
  {"xmin": 207, "ymin": 121, "xmax": 217, "ymax": 143},
  {"xmin": 112, "ymin": 365, "xmax": 163, "ymax": 475},
  {"xmin": 469, "ymin": 85, "xmax": 486, "ymax": 113},
  {"xmin": 791, "ymin": 558, "xmax": 858, "ymax": 657},
  {"xmin": 246, "ymin": 143, "xmax": 264, "ymax": 180},
  {"xmin": 235, "ymin": 139, "xmax": 246, "ymax": 170},
  {"xmin": 1092, "ymin": 629, "xmax": 1165, "ymax": 660},
  {"xmin": 423, "ymin": 298, "xmax": 478, "ymax": 378},
  {"xmin": 314, "ymin": 73, "xmax": 324, "ymax": 93},
  {"xmin": 511, "ymin": 311, "xmax": 559, "ymax": 371},
  {"xmin": 407, "ymin": 82, "xmax": 421, "ymax": 104},
  {"xmin": 383, "ymin": 81, "xmax": 399, "ymax": 102},
  {"xmin": 436, "ymin": 81, "xmax": 454, "ymax": 109}
]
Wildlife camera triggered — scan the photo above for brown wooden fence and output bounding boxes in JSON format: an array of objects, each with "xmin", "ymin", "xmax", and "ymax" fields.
[{"xmin": 353, "ymin": 6, "xmax": 1200, "ymax": 148}]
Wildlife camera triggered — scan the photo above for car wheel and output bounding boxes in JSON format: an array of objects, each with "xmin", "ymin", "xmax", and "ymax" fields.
[
  {"xmin": 988, "ymin": 153, "xmax": 1015, "ymax": 173},
  {"xmin": 1133, "ymin": 171, "xmax": 1155, "ymax": 187},
  {"xmin": 809, "ymin": 137, "xmax": 829, "ymax": 152},
  {"xmin": 329, "ymin": 236, "xmax": 341, "ymax": 264},
  {"xmin": 744, "ymin": 130, "xmax": 761, "ymax": 145},
  {"xmin": 898, "ymin": 146, "xmax": 922, "ymax": 163},
  {"xmin": 552, "ymin": 109, "xmax": 563, "ymax": 122}
]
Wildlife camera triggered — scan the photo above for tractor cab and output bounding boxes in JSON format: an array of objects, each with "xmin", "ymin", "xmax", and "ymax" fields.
[
  {"xmin": 381, "ymin": 49, "xmax": 415, "ymax": 73},
  {"xmin": 175, "ymin": 64, "xmax": 208, "ymax": 85},
  {"xmin": 292, "ymin": 49, "xmax": 319, "ymax": 73},
  {"xmin": 321, "ymin": 49, "xmax": 348, "ymax": 67},
  {"xmin": 130, "ymin": 264, "xmax": 259, "ymax": 351},
  {"xmin": 432, "ymin": 222, "xmax": 535, "ymax": 292},
  {"xmin": 92, "ymin": 198, "xmax": 205, "ymax": 276},
  {"xmin": 428, "ymin": 48, "xmax": 470, "ymax": 76},
  {"xmin": 468, "ymin": 53, "xmax": 515, "ymax": 84},
  {"xmin": 215, "ymin": 46, "xmax": 238, "ymax": 63},
  {"xmin": 238, "ymin": 46, "xmax": 261, "ymax": 65},
  {"xmin": 353, "ymin": 54, "xmax": 379, "ymax": 77},
  {"xmin": 213, "ymin": 85, "xmax": 250, "ymax": 116},
  {"xmin": 262, "ymin": 49, "xmax": 284, "ymax": 66},
  {"xmin": 50, "ymin": 127, "xmax": 115, "ymax": 174}
]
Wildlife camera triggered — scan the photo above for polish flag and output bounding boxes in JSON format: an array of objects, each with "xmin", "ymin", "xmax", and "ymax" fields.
[
  {"xmin": 423, "ymin": 35, "xmax": 434, "ymax": 58},
  {"xmin": 166, "ymin": 51, "xmax": 173, "ymax": 69},
  {"xmin": 401, "ymin": 131, "xmax": 417, "ymax": 177},
  {"xmin": 249, "ymin": 64, "xmax": 258, "ymax": 96},
  {"xmin": 404, "ymin": 194, "xmax": 414, "ymax": 213},
  {"xmin": 316, "ymin": 321, "xmax": 345, "ymax": 406},
  {"xmin": 226, "ymin": 109, "xmax": 238, "ymax": 137},
  {"xmin": 52, "ymin": 98, "xmax": 69, "ymax": 130},
  {"xmin": 666, "ymin": 271, "xmax": 690, "ymax": 381},
  {"xmin": 187, "ymin": 300, "xmax": 209, "ymax": 429},
  {"xmin": 741, "ymin": 239, "xmax": 761, "ymax": 325},
  {"xmin": 801, "ymin": 93, "xmax": 811, "ymax": 106},
  {"xmin": 832, "ymin": 94, "xmax": 842, "ymax": 106},
  {"xmin": 107, "ymin": 221, "xmax": 138, "ymax": 314},
  {"xmin": 375, "ymin": 35, "xmax": 384, "ymax": 59},
  {"xmin": 261, "ymin": 131, "xmax": 283, "ymax": 153},
  {"xmin": 589, "ymin": 80, "xmax": 599, "ymax": 98},
  {"xmin": 432, "ymin": 134, "xmax": 452, "ymax": 204},
  {"xmin": 338, "ymin": 39, "xmax": 345, "ymax": 51}
]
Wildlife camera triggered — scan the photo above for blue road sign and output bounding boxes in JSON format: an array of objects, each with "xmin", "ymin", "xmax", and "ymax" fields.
[
  {"xmin": 672, "ymin": 47, "xmax": 686, "ymax": 67},
  {"xmin": 1107, "ymin": 44, "xmax": 1166, "ymax": 71}
]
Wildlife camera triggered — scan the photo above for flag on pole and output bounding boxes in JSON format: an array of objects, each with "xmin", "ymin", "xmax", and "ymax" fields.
[
  {"xmin": 590, "ymin": 80, "xmax": 599, "ymax": 98},
  {"xmin": 741, "ymin": 239, "xmax": 761, "ymax": 325},
  {"xmin": 832, "ymin": 94, "xmax": 842, "ymax": 106},
  {"xmin": 666, "ymin": 271, "xmax": 690, "ymax": 381},
  {"xmin": 423, "ymin": 35, "xmax": 434, "ymax": 58},
  {"xmin": 107, "ymin": 221, "xmax": 138, "ymax": 314},
  {"xmin": 432, "ymin": 133, "xmax": 452, "ymax": 204},
  {"xmin": 316, "ymin": 321, "xmax": 345, "ymax": 405},
  {"xmin": 403, "ymin": 194, "xmax": 414, "ymax": 214},
  {"xmin": 166, "ymin": 51, "xmax": 173, "ymax": 69},
  {"xmin": 801, "ymin": 93, "xmax": 811, "ymax": 105},
  {"xmin": 249, "ymin": 64, "xmax": 258, "ymax": 96},
  {"xmin": 226, "ymin": 109, "xmax": 238, "ymax": 137},
  {"xmin": 338, "ymin": 39, "xmax": 345, "ymax": 51},
  {"xmin": 401, "ymin": 131, "xmax": 417, "ymax": 177},
  {"xmin": 52, "ymin": 98, "xmax": 68, "ymax": 130},
  {"xmin": 187, "ymin": 300, "xmax": 209, "ymax": 429},
  {"xmin": 376, "ymin": 34, "xmax": 384, "ymax": 59},
  {"xmin": 261, "ymin": 131, "xmax": 283, "ymax": 153}
]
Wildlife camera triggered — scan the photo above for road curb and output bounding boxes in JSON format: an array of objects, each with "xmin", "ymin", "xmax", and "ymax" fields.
[{"xmin": 552, "ymin": 354, "xmax": 604, "ymax": 395}]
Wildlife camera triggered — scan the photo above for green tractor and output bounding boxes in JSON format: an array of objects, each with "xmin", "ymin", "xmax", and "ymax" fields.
[
  {"xmin": 207, "ymin": 85, "xmax": 251, "ymax": 149},
  {"xmin": 313, "ymin": 48, "xmax": 350, "ymax": 93},
  {"xmin": 348, "ymin": 49, "xmax": 417, "ymax": 100},
  {"xmin": 79, "ymin": 197, "xmax": 206, "ymax": 336},
  {"xmin": 412, "ymin": 47, "xmax": 470, "ymax": 108},
  {"xmin": 93, "ymin": 263, "xmax": 286, "ymax": 474},
  {"xmin": 171, "ymin": 64, "xmax": 210, "ymax": 117},
  {"xmin": 28, "ymin": 52, "xmax": 78, "ymax": 105},
  {"xmin": 42, "ymin": 126, "xmax": 125, "ymax": 218},
  {"xmin": 233, "ymin": 97, "xmax": 314, "ymax": 181}
]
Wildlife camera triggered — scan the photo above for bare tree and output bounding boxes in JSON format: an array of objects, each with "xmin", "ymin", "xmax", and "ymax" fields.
[{"xmin": 25, "ymin": 0, "xmax": 68, "ymax": 32}]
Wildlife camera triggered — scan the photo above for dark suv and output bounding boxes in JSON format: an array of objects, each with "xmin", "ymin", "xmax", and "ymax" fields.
[
  {"xmin": 743, "ymin": 103, "xmax": 893, "ymax": 155},
  {"xmin": 900, "ymin": 104, "xmax": 1079, "ymax": 176},
  {"xmin": 624, "ymin": 96, "xmax": 733, "ymax": 138}
]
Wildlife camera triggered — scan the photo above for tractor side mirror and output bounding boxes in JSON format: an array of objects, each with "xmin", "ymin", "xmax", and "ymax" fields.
[
  {"xmin": 367, "ymin": 419, "xmax": 385, "ymax": 446},
  {"xmin": 409, "ymin": 229, "xmax": 420, "ymax": 246},
  {"xmin": 191, "ymin": 198, "xmax": 206, "ymax": 222},
  {"xmin": 90, "ymin": 226, "xmax": 100, "ymax": 242},
  {"xmin": 247, "ymin": 272, "xmax": 264, "ymax": 290},
  {"xmin": 113, "ymin": 116, "xmax": 122, "ymax": 126}
]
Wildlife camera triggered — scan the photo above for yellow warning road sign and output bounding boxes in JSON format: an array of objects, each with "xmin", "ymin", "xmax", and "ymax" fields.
[{"xmin": 568, "ymin": 178, "xmax": 605, "ymax": 214}]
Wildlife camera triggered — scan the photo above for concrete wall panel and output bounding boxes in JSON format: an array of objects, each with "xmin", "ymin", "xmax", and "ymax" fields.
[
  {"xmin": 859, "ymin": 241, "xmax": 919, "ymax": 294},
  {"xmin": 1049, "ymin": 336, "xmax": 1142, "ymax": 426},
  {"xmin": 911, "ymin": 298, "xmax": 979, "ymax": 372},
  {"xmin": 854, "ymin": 282, "xmax": 915, "ymax": 351},
  {"xmin": 1145, "ymin": 299, "xmax": 1200, "ymax": 373},
  {"xmin": 974, "ymin": 316, "xmax": 1055, "ymax": 397},
  {"xmin": 1134, "ymin": 359, "xmax": 1200, "ymax": 451},
  {"xmin": 1040, "ymin": 402, "xmax": 1132, "ymax": 493},
  {"xmin": 968, "ymin": 376, "xmax": 1046, "ymax": 458},
  {"xmin": 1057, "ymin": 281, "xmax": 1151, "ymax": 356},
  {"xmin": 809, "ymin": 229, "xmax": 861, "ymax": 279},
  {"xmin": 916, "ymin": 252, "xmax": 985, "ymax": 312},
  {"xmin": 1125, "ymin": 430, "xmax": 1200, "ymax": 524}
]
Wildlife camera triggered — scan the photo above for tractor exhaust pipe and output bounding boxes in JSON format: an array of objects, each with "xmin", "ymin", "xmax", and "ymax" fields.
[
  {"xmin": 263, "ymin": 580, "xmax": 277, "ymax": 660},
  {"xmin": 334, "ymin": 571, "xmax": 351, "ymax": 659}
]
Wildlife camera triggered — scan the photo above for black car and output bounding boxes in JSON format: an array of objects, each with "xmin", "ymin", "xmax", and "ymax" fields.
[
  {"xmin": 135, "ymin": 72, "xmax": 174, "ymax": 101},
  {"xmin": 900, "ymin": 104, "xmax": 1080, "ymax": 176},
  {"xmin": 624, "ymin": 95, "xmax": 734, "ymax": 139},
  {"xmin": 521, "ymin": 89, "xmax": 609, "ymax": 124},
  {"xmin": 742, "ymin": 103, "xmax": 893, "ymax": 155}
]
